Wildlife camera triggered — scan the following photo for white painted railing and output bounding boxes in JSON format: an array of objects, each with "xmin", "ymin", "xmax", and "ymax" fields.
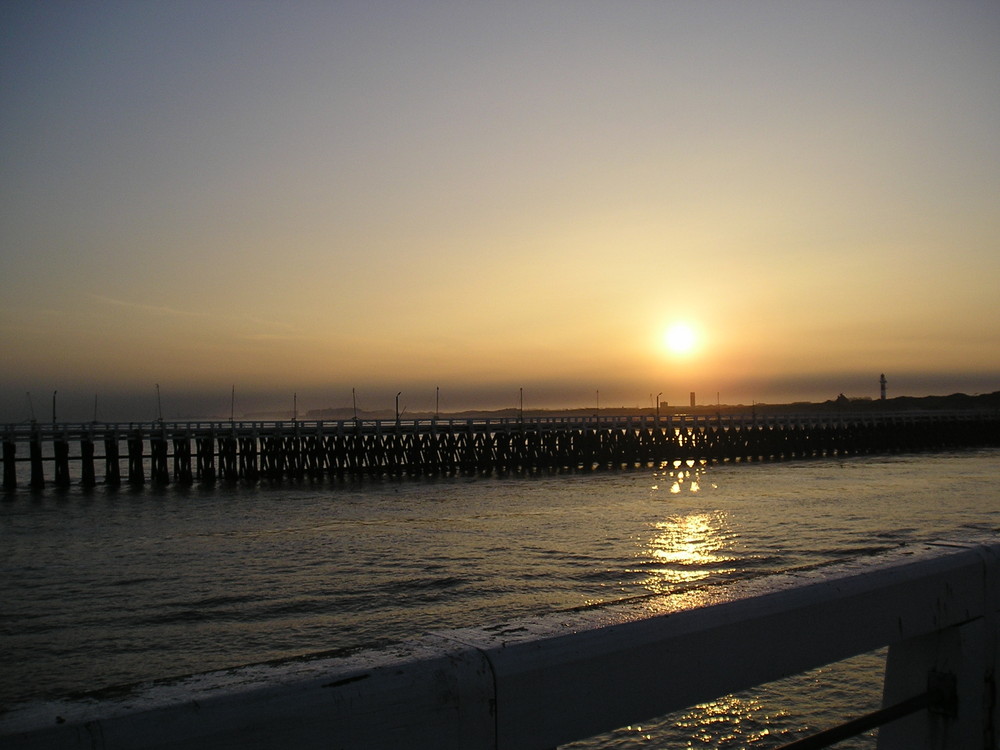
[{"xmin": 2, "ymin": 541, "xmax": 998, "ymax": 749}]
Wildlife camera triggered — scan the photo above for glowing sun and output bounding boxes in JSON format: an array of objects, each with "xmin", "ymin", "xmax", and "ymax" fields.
[{"xmin": 664, "ymin": 322, "xmax": 699, "ymax": 356}]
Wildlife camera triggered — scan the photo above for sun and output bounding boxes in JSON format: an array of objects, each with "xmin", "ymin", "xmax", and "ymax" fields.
[{"xmin": 664, "ymin": 322, "xmax": 699, "ymax": 356}]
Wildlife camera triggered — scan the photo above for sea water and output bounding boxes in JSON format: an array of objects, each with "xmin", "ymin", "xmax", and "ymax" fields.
[{"xmin": 2, "ymin": 447, "xmax": 998, "ymax": 747}]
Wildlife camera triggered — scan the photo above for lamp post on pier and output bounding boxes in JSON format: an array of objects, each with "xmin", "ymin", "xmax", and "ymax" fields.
[
  {"xmin": 656, "ymin": 392, "xmax": 662, "ymax": 422},
  {"xmin": 395, "ymin": 392, "xmax": 401, "ymax": 425}
]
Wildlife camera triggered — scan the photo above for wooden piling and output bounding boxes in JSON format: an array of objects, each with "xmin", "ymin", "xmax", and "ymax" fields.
[
  {"xmin": 53, "ymin": 436, "xmax": 70, "ymax": 487},
  {"xmin": 150, "ymin": 433, "xmax": 169, "ymax": 484},
  {"xmin": 127, "ymin": 431, "xmax": 144, "ymax": 485},
  {"xmin": 104, "ymin": 432, "xmax": 121, "ymax": 486},
  {"xmin": 219, "ymin": 435, "xmax": 238, "ymax": 481},
  {"xmin": 286, "ymin": 423, "xmax": 304, "ymax": 478},
  {"xmin": 80, "ymin": 435, "xmax": 96, "ymax": 487},
  {"xmin": 239, "ymin": 435, "xmax": 258, "ymax": 480},
  {"xmin": 3, "ymin": 437, "xmax": 16, "ymax": 490},
  {"xmin": 173, "ymin": 436, "xmax": 193, "ymax": 484},
  {"xmin": 29, "ymin": 432, "xmax": 44, "ymax": 489},
  {"xmin": 196, "ymin": 435, "xmax": 215, "ymax": 483},
  {"xmin": 259, "ymin": 435, "xmax": 279, "ymax": 479}
]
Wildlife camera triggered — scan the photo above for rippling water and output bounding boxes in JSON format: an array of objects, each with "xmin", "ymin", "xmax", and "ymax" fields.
[{"xmin": 2, "ymin": 447, "xmax": 999, "ymax": 747}]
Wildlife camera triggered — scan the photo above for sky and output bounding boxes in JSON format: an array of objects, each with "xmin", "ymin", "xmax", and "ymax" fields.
[{"xmin": 2, "ymin": 1, "xmax": 999, "ymax": 421}]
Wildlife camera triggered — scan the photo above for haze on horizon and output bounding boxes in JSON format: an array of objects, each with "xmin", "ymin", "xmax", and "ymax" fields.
[{"xmin": 2, "ymin": 2, "xmax": 999, "ymax": 423}]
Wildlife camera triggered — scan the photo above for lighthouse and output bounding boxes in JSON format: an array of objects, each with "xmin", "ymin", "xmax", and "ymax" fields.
[{"xmin": 880, "ymin": 373, "xmax": 887, "ymax": 401}]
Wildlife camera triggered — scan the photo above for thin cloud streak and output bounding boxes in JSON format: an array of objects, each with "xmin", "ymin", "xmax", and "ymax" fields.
[
  {"xmin": 88, "ymin": 294, "xmax": 300, "ymax": 334},
  {"xmin": 235, "ymin": 333, "xmax": 317, "ymax": 343},
  {"xmin": 88, "ymin": 294, "xmax": 207, "ymax": 319}
]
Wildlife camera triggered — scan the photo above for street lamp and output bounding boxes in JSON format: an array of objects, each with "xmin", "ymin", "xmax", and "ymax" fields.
[
  {"xmin": 395, "ymin": 392, "xmax": 402, "ymax": 424},
  {"xmin": 656, "ymin": 392, "xmax": 662, "ymax": 421}
]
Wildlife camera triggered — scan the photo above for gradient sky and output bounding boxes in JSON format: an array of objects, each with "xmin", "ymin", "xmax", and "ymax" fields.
[{"xmin": 2, "ymin": 1, "xmax": 999, "ymax": 421}]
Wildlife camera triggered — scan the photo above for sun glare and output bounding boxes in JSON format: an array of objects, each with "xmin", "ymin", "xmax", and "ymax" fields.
[{"xmin": 664, "ymin": 322, "xmax": 698, "ymax": 356}]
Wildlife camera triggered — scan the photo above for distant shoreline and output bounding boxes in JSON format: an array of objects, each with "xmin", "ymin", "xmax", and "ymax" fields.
[{"xmin": 231, "ymin": 390, "xmax": 1000, "ymax": 422}]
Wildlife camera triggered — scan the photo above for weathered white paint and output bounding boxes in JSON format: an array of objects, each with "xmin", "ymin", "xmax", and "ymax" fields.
[
  {"xmin": 0, "ymin": 639, "xmax": 496, "ymax": 750},
  {"xmin": 3, "ymin": 541, "xmax": 998, "ymax": 749},
  {"xmin": 877, "ymin": 542, "xmax": 1000, "ymax": 749}
]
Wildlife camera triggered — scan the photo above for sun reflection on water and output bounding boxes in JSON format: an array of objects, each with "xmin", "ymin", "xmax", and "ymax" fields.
[
  {"xmin": 651, "ymin": 459, "xmax": 715, "ymax": 495},
  {"xmin": 638, "ymin": 511, "xmax": 740, "ymax": 592},
  {"xmin": 563, "ymin": 694, "xmax": 790, "ymax": 748},
  {"xmin": 672, "ymin": 694, "xmax": 789, "ymax": 747},
  {"xmin": 635, "ymin": 460, "xmax": 740, "ymax": 599}
]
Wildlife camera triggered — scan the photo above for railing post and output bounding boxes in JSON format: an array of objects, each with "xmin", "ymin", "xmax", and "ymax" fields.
[
  {"xmin": 878, "ymin": 621, "xmax": 997, "ymax": 748},
  {"xmin": 878, "ymin": 544, "xmax": 1000, "ymax": 749}
]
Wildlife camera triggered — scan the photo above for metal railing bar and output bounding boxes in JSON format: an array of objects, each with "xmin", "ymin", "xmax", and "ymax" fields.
[
  {"xmin": 776, "ymin": 692, "xmax": 929, "ymax": 749},
  {"xmin": 776, "ymin": 672, "xmax": 955, "ymax": 750}
]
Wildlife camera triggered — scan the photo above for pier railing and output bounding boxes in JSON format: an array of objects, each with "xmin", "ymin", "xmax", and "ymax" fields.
[
  {"xmin": 3, "ymin": 540, "xmax": 997, "ymax": 749},
  {"xmin": 4, "ymin": 410, "xmax": 999, "ymax": 488}
]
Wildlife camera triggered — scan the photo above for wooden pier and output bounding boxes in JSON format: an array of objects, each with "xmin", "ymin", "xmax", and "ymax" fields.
[{"xmin": 3, "ymin": 411, "xmax": 999, "ymax": 490}]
